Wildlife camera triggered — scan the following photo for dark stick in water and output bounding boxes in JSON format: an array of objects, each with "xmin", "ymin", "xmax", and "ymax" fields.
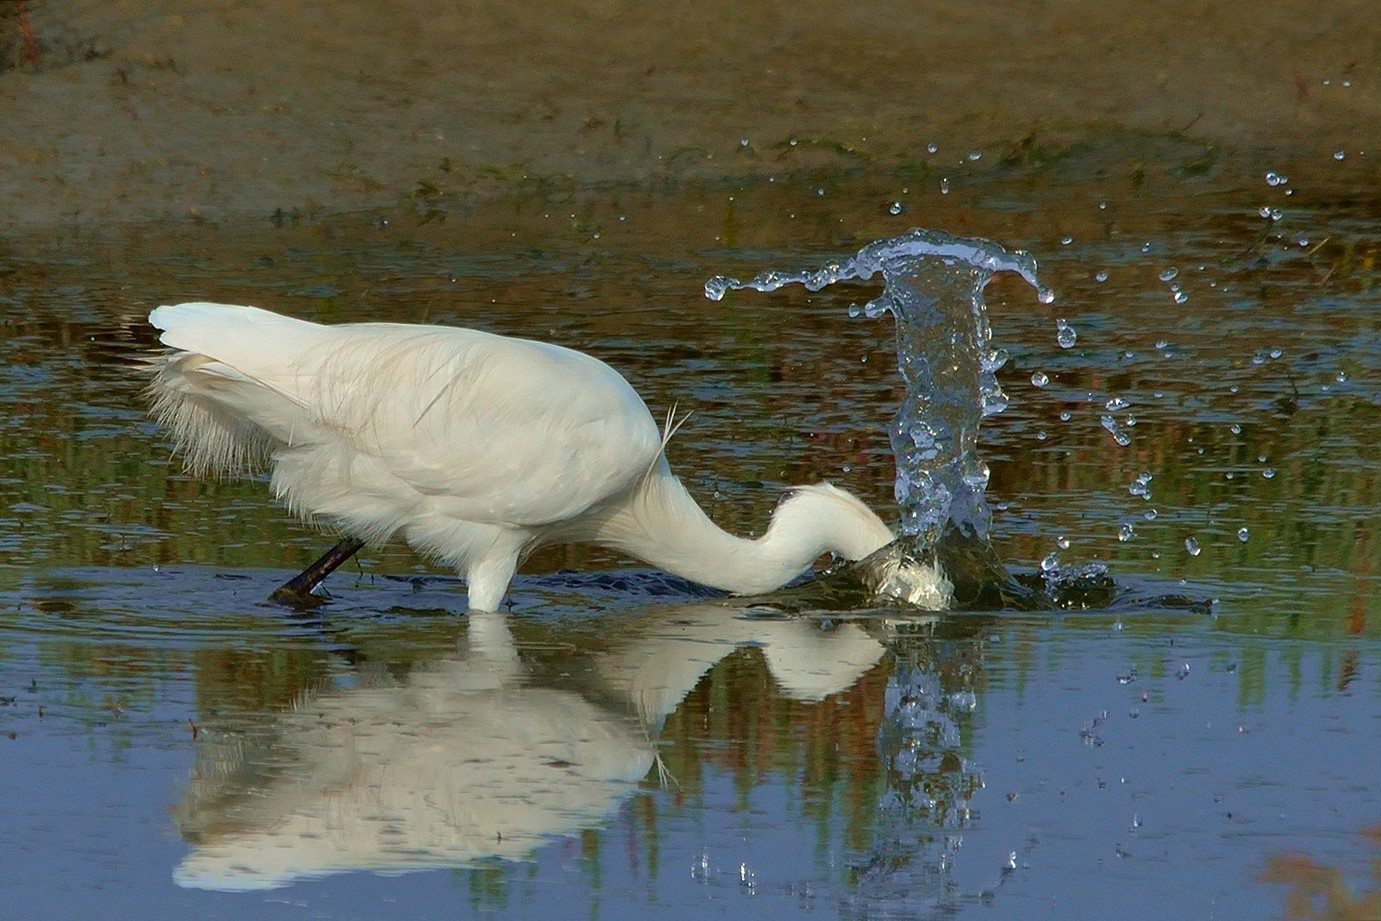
[{"xmin": 269, "ymin": 537, "xmax": 367, "ymax": 607}]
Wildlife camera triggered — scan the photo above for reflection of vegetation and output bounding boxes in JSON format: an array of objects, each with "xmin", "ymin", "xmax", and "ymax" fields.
[
  {"xmin": 658, "ymin": 643, "xmax": 890, "ymax": 854},
  {"xmin": 191, "ymin": 645, "xmax": 336, "ymax": 717},
  {"xmin": 1262, "ymin": 826, "xmax": 1381, "ymax": 921},
  {"xmin": 461, "ymin": 863, "xmax": 512, "ymax": 913}
]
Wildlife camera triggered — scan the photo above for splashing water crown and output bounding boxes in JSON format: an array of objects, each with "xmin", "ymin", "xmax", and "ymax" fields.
[{"xmin": 707, "ymin": 228, "xmax": 1053, "ymax": 546}]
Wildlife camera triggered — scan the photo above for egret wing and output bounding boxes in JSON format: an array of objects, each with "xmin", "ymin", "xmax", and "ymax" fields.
[{"xmin": 298, "ymin": 324, "xmax": 664, "ymax": 527}]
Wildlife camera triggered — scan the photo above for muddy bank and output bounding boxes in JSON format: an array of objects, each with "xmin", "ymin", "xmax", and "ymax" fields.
[{"xmin": 1, "ymin": 0, "xmax": 1378, "ymax": 232}]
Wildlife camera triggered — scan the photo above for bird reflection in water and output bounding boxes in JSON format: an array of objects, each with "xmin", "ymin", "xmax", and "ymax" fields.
[{"xmin": 172, "ymin": 604, "xmax": 899, "ymax": 891}]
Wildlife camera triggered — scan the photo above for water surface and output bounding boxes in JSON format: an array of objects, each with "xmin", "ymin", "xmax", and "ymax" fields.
[{"xmin": 1, "ymin": 166, "xmax": 1379, "ymax": 920}]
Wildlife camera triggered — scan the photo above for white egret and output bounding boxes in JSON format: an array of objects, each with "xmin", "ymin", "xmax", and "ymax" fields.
[{"xmin": 146, "ymin": 302, "xmax": 898, "ymax": 610}]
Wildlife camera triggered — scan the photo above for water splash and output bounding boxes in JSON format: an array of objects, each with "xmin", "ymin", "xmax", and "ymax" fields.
[
  {"xmin": 708, "ymin": 229, "xmax": 1081, "ymax": 609},
  {"xmin": 708, "ymin": 229, "xmax": 1208, "ymax": 614},
  {"xmin": 707, "ymin": 228, "xmax": 1053, "ymax": 546}
]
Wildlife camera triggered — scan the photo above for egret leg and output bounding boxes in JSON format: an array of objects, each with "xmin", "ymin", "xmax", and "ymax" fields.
[{"xmin": 268, "ymin": 537, "xmax": 366, "ymax": 607}]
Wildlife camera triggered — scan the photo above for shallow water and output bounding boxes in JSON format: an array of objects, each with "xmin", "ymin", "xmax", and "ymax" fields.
[{"xmin": 2, "ymin": 162, "xmax": 1380, "ymax": 921}]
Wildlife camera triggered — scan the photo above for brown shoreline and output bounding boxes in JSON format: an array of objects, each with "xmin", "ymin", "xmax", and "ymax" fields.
[{"xmin": 2, "ymin": 1, "xmax": 1378, "ymax": 232}]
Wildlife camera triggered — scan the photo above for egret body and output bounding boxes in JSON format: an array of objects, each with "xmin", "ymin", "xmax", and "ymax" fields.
[{"xmin": 147, "ymin": 303, "xmax": 899, "ymax": 610}]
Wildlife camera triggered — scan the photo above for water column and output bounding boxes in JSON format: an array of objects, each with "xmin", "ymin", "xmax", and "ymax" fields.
[
  {"xmin": 868, "ymin": 248, "xmax": 1011, "ymax": 543},
  {"xmin": 707, "ymin": 229, "xmax": 1051, "ymax": 558}
]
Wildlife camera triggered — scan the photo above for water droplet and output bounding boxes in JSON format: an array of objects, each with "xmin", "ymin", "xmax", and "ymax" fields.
[
  {"xmin": 740, "ymin": 137, "xmax": 750, "ymax": 148},
  {"xmin": 1105, "ymin": 396, "xmax": 1131, "ymax": 412},
  {"xmin": 1059, "ymin": 410, "xmax": 1072, "ymax": 422},
  {"xmin": 817, "ymin": 187, "xmax": 826, "ymax": 197},
  {"xmin": 1061, "ymin": 235, "xmax": 1073, "ymax": 245},
  {"xmin": 847, "ymin": 304, "xmax": 862, "ymax": 318},
  {"xmin": 939, "ymin": 178, "xmax": 950, "ymax": 194},
  {"xmin": 1031, "ymin": 370, "xmax": 1049, "ymax": 387},
  {"xmin": 926, "ymin": 142, "xmax": 938, "ymax": 154},
  {"xmin": 1056, "ymin": 319, "xmax": 1077, "ymax": 349},
  {"xmin": 1095, "ymin": 270, "xmax": 1109, "ymax": 283},
  {"xmin": 1336, "ymin": 369, "xmax": 1348, "ymax": 383},
  {"xmin": 1041, "ymin": 552, "xmax": 1060, "ymax": 572},
  {"xmin": 1262, "ymin": 467, "xmax": 1276, "ymax": 479},
  {"xmin": 1230, "ymin": 423, "xmax": 1241, "ymax": 434},
  {"xmin": 1057, "ymin": 536, "xmax": 1071, "ymax": 550},
  {"xmin": 789, "ymin": 137, "xmax": 799, "ymax": 147},
  {"xmin": 1237, "ymin": 527, "xmax": 1249, "ymax": 542},
  {"xmin": 1258, "ymin": 206, "xmax": 1272, "ymax": 218},
  {"xmin": 1334, "ymin": 150, "xmax": 1346, "ymax": 161},
  {"xmin": 968, "ymin": 150, "xmax": 982, "ymax": 161},
  {"xmin": 1269, "ymin": 347, "xmax": 1283, "ymax": 359},
  {"xmin": 1173, "ymin": 290, "xmax": 1188, "ymax": 304},
  {"xmin": 888, "ymin": 201, "xmax": 903, "ymax": 215},
  {"xmin": 1155, "ymin": 339, "xmax": 1169, "ymax": 350},
  {"xmin": 1265, "ymin": 171, "xmax": 1288, "ymax": 187},
  {"xmin": 1035, "ymin": 430, "xmax": 1047, "ymax": 441},
  {"xmin": 1159, "ymin": 267, "xmax": 1179, "ymax": 282},
  {"xmin": 1144, "ymin": 508, "xmax": 1158, "ymax": 521},
  {"xmin": 1185, "ymin": 537, "xmax": 1201, "ymax": 557},
  {"xmin": 1118, "ymin": 521, "xmax": 1136, "ymax": 542},
  {"xmin": 1100, "ymin": 414, "xmax": 1131, "ymax": 446},
  {"xmin": 1128, "ymin": 471, "xmax": 1153, "ymax": 499}
]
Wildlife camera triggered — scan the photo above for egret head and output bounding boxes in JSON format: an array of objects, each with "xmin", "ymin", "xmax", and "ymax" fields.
[
  {"xmin": 771, "ymin": 482, "xmax": 895, "ymax": 562},
  {"xmin": 773, "ymin": 483, "xmax": 953, "ymax": 610}
]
